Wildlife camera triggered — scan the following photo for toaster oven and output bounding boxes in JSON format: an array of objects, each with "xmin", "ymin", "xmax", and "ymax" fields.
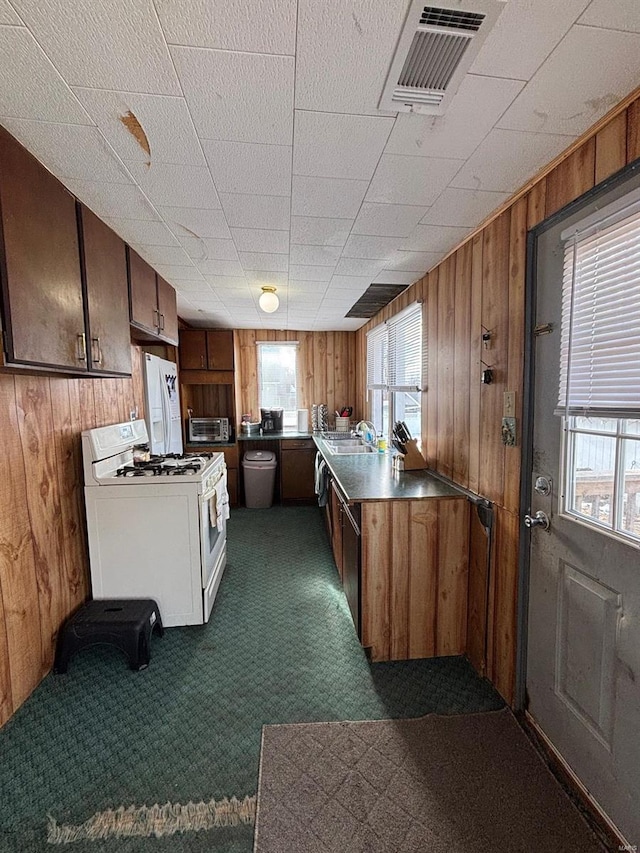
[{"xmin": 188, "ymin": 417, "xmax": 230, "ymax": 443}]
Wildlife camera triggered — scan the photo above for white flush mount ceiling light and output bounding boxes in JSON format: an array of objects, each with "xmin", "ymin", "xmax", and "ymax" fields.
[{"xmin": 259, "ymin": 286, "xmax": 279, "ymax": 313}]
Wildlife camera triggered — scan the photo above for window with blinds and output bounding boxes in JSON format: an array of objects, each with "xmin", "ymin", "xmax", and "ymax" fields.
[
  {"xmin": 257, "ymin": 341, "xmax": 299, "ymax": 427},
  {"xmin": 366, "ymin": 303, "xmax": 424, "ymax": 438},
  {"xmin": 559, "ymin": 191, "xmax": 640, "ymax": 544}
]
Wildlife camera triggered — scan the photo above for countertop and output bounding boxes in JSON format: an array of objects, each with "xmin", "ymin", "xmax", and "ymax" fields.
[
  {"xmin": 314, "ymin": 436, "xmax": 464, "ymax": 503},
  {"xmin": 237, "ymin": 431, "xmax": 314, "ymax": 441}
]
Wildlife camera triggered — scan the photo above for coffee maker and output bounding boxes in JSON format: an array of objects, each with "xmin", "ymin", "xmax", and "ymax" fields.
[{"xmin": 260, "ymin": 407, "xmax": 283, "ymax": 433}]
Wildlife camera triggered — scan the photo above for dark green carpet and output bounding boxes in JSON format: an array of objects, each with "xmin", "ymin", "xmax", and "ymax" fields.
[{"xmin": 0, "ymin": 506, "xmax": 503, "ymax": 852}]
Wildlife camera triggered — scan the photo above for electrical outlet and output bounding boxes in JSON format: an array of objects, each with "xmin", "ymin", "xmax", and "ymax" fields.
[
  {"xmin": 504, "ymin": 391, "xmax": 515, "ymax": 418},
  {"xmin": 130, "ymin": 408, "xmax": 138, "ymax": 421},
  {"xmin": 501, "ymin": 417, "xmax": 516, "ymax": 446}
]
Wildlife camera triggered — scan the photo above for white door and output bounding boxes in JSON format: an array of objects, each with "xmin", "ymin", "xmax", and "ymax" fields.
[{"xmin": 525, "ymin": 171, "xmax": 640, "ymax": 845}]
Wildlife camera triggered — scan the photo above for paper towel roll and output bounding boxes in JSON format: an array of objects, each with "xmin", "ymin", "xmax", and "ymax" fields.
[{"xmin": 297, "ymin": 409, "xmax": 309, "ymax": 432}]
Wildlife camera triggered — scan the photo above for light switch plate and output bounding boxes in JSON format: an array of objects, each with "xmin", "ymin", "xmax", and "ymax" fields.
[{"xmin": 504, "ymin": 391, "xmax": 515, "ymax": 418}]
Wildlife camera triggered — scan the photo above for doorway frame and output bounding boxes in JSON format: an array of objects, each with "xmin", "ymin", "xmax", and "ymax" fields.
[{"xmin": 514, "ymin": 157, "xmax": 640, "ymax": 712}]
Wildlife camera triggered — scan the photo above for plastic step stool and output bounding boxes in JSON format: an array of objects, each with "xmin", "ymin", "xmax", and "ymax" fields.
[{"xmin": 54, "ymin": 598, "xmax": 163, "ymax": 673}]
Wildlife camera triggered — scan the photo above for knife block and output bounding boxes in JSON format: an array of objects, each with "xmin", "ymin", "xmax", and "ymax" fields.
[{"xmin": 401, "ymin": 439, "xmax": 428, "ymax": 470}]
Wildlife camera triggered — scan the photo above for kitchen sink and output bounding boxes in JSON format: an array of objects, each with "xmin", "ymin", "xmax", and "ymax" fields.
[{"xmin": 324, "ymin": 441, "xmax": 377, "ymax": 455}]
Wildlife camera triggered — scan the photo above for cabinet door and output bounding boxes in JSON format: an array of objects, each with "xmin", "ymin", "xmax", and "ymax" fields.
[
  {"xmin": 206, "ymin": 330, "xmax": 234, "ymax": 370},
  {"xmin": 80, "ymin": 205, "xmax": 131, "ymax": 375},
  {"xmin": 281, "ymin": 447, "xmax": 316, "ymax": 502},
  {"xmin": 0, "ymin": 127, "xmax": 85, "ymax": 369},
  {"xmin": 128, "ymin": 248, "xmax": 158, "ymax": 334},
  {"xmin": 179, "ymin": 329, "xmax": 208, "ymax": 369},
  {"xmin": 226, "ymin": 467, "xmax": 238, "ymax": 507},
  {"xmin": 156, "ymin": 275, "xmax": 178, "ymax": 345}
]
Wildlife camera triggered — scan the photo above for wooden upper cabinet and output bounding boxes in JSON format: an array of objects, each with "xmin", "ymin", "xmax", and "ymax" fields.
[
  {"xmin": 128, "ymin": 248, "xmax": 158, "ymax": 335},
  {"xmin": 80, "ymin": 205, "xmax": 131, "ymax": 375},
  {"xmin": 156, "ymin": 275, "xmax": 178, "ymax": 345},
  {"xmin": 179, "ymin": 329, "xmax": 234, "ymax": 370},
  {"xmin": 179, "ymin": 329, "xmax": 207, "ymax": 369},
  {"xmin": 128, "ymin": 249, "xmax": 178, "ymax": 346},
  {"xmin": 0, "ymin": 126, "xmax": 86, "ymax": 370},
  {"xmin": 207, "ymin": 330, "xmax": 234, "ymax": 370}
]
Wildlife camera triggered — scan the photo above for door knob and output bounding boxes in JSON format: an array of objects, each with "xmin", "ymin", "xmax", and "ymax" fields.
[{"xmin": 524, "ymin": 510, "xmax": 550, "ymax": 530}]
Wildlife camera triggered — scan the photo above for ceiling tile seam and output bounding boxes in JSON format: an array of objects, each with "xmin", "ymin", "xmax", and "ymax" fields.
[
  {"xmin": 151, "ymin": 2, "xmax": 241, "ymax": 304},
  {"xmin": 164, "ymin": 42, "xmax": 296, "ymax": 60},
  {"xmin": 198, "ymin": 137, "xmax": 293, "ymax": 149},
  {"xmin": 0, "ymin": 22, "xmax": 24, "ymax": 31},
  {"xmin": 575, "ymin": 21, "xmax": 640, "ymax": 35}
]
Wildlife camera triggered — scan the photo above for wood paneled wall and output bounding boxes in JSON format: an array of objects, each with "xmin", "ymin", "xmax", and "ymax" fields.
[
  {"xmin": 234, "ymin": 329, "xmax": 358, "ymax": 425},
  {"xmin": 0, "ymin": 346, "xmax": 146, "ymax": 725},
  {"xmin": 356, "ymin": 90, "xmax": 640, "ymax": 704}
]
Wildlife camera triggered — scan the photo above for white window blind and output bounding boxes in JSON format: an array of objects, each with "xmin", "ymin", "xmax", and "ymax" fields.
[
  {"xmin": 388, "ymin": 303, "xmax": 424, "ymax": 391},
  {"xmin": 559, "ymin": 202, "xmax": 640, "ymax": 418},
  {"xmin": 257, "ymin": 342, "xmax": 299, "ymax": 426},
  {"xmin": 366, "ymin": 324, "xmax": 387, "ymax": 390}
]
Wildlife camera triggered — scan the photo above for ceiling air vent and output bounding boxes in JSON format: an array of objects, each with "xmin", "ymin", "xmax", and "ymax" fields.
[{"xmin": 379, "ymin": 0, "xmax": 506, "ymax": 116}]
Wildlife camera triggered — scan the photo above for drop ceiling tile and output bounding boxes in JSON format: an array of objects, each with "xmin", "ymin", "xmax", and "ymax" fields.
[
  {"xmin": 1, "ymin": 119, "xmax": 132, "ymax": 182},
  {"xmin": 290, "ymin": 216, "xmax": 352, "ymax": 247},
  {"xmin": 451, "ymin": 128, "xmax": 576, "ymax": 194},
  {"xmin": 292, "ymin": 175, "xmax": 368, "ymax": 218},
  {"xmin": 343, "ymin": 235, "xmax": 402, "ymax": 260},
  {"xmin": 329, "ymin": 275, "xmax": 373, "ymax": 290},
  {"xmin": 61, "ymin": 179, "xmax": 161, "ymax": 220},
  {"xmin": 334, "ymin": 257, "xmax": 383, "ymax": 277},
  {"xmin": 125, "ymin": 161, "xmax": 221, "ymax": 209},
  {"xmin": 244, "ymin": 270, "xmax": 289, "ymax": 286},
  {"xmin": 239, "ymin": 252, "xmax": 288, "ymax": 272},
  {"xmin": 0, "ymin": 2, "xmax": 21, "ymax": 24},
  {"xmin": 188, "ymin": 238, "xmax": 239, "ymax": 261},
  {"xmin": 384, "ymin": 75, "xmax": 525, "ymax": 161},
  {"xmin": 579, "ymin": 0, "xmax": 640, "ymax": 31},
  {"xmin": 230, "ymin": 228, "xmax": 289, "ymax": 254},
  {"xmin": 156, "ymin": 0, "xmax": 296, "ymax": 53},
  {"xmin": 470, "ymin": 0, "xmax": 592, "ymax": 81},
  {"xmin": 421, "ymin": 188, "xmax": 510, "ymax": 228},
  {"xmin": 131, "ymin": 244, "xmax": 192, "ymax": 266},
  {"xmin": 73, "ymin": 89, "xmax": 204, "ymax": 167},
  {"xmin": 204, "ymin": 140, "xmax": 291, "ymax": 197},
  {"xmin": 497, "ymin": 25, "xmax": 640, "ymax": 135},
  {"xmin": 0, "ymin": 28, "xmax": 91, "ymax": 124},
  {"xmin": 373, "ymin": 270, "xmax": 420, "ymax": 285},
  {"xmin": 352, "ymin": 203, "xmax": 427, "ymax": 238},
  {"xmin": 199, "ymin": 260, "xmax": 245, "ymax": 277},
  {"xmin": 365, "ymin": 155, "xmax": 463, "ymax": 207},
  {"xmin": 153, "ymin": 264, "xmax": 204, "ymax": 281},
  {"xmin": 220, "ymin": 193, "xmax": 290, "ymax": 230},
  {"xmin": 204, "ymin": 276, "xmax": 248, "ymax": 289},
  {"xmin": 401, "ymin": 225, "xmax": 471, "ymax": 254},
  {"xmin": 295, "ymin": 0, "xmax": 408, "ymax": 114},
  {"xmin": 171, "ymin": 46, "xmax": 294, "ymax": 145},
  {"xmin": 293, "ymin": 110, "xmax": 394, "ymax": 180},
  {"xmin": 102, "ymin": 218, "xmax": 179, "ymax": 246},
  {"xmin": 288, "ymin": 265, "xmax": 334, "ymax": 282},
  {"xmin": 290, "ymin": 244, "xmax": 341, "ymax": 266},
  {"xmin": 12, "ymin": 0, "xmax": 180, "ymax": 94},
  {"xmin": 158, "ymin": 207, "xmax": 231, "ymax": 240},
  {"xmin": 385, "ymin": 251, "xmax": 441, "ymax": 272}
]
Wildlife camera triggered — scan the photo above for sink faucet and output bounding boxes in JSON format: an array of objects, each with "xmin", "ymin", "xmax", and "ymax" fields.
[{"xmin": 355, "ymin": 420, "xmax": 378, "ymax": 448}]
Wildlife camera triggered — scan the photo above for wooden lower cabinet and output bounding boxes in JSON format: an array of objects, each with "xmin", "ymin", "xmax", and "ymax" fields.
[
  {"xmin": 280, "ymin": 439, "xmax": 316, "ymax": 503},
  {"xmin": 331, "ymin": 495, "xmax": 470, "ymax": 663}
]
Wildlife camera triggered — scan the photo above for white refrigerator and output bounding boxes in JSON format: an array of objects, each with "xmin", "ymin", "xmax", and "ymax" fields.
[{"xmin": 143, "ymin": 353, "xmax": 183, "ymax": 455}]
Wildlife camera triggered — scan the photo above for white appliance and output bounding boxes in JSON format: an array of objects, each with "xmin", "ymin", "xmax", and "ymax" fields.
[
  {"xmin": 143, "ymin": 353, "xmax": 183, "ymax": 455},
  {"xmin": 82, "ymin": 420, "xmax": 229, "ymax": 627}
]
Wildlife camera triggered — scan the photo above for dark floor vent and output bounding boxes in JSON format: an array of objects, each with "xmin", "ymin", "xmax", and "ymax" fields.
[{"xmin": 345, "ymin": 283, "xmax": 409, "ymax": 319}]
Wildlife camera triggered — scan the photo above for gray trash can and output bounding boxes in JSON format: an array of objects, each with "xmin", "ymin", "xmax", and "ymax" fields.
[{"xmin": 242, "ymin": 450, "xmax": 277, "ymax": 508}]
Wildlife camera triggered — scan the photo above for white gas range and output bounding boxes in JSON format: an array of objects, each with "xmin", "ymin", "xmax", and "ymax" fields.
[{"xmin": 82, "ymin": 420, "xmax": 228, "ymax": 627}]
